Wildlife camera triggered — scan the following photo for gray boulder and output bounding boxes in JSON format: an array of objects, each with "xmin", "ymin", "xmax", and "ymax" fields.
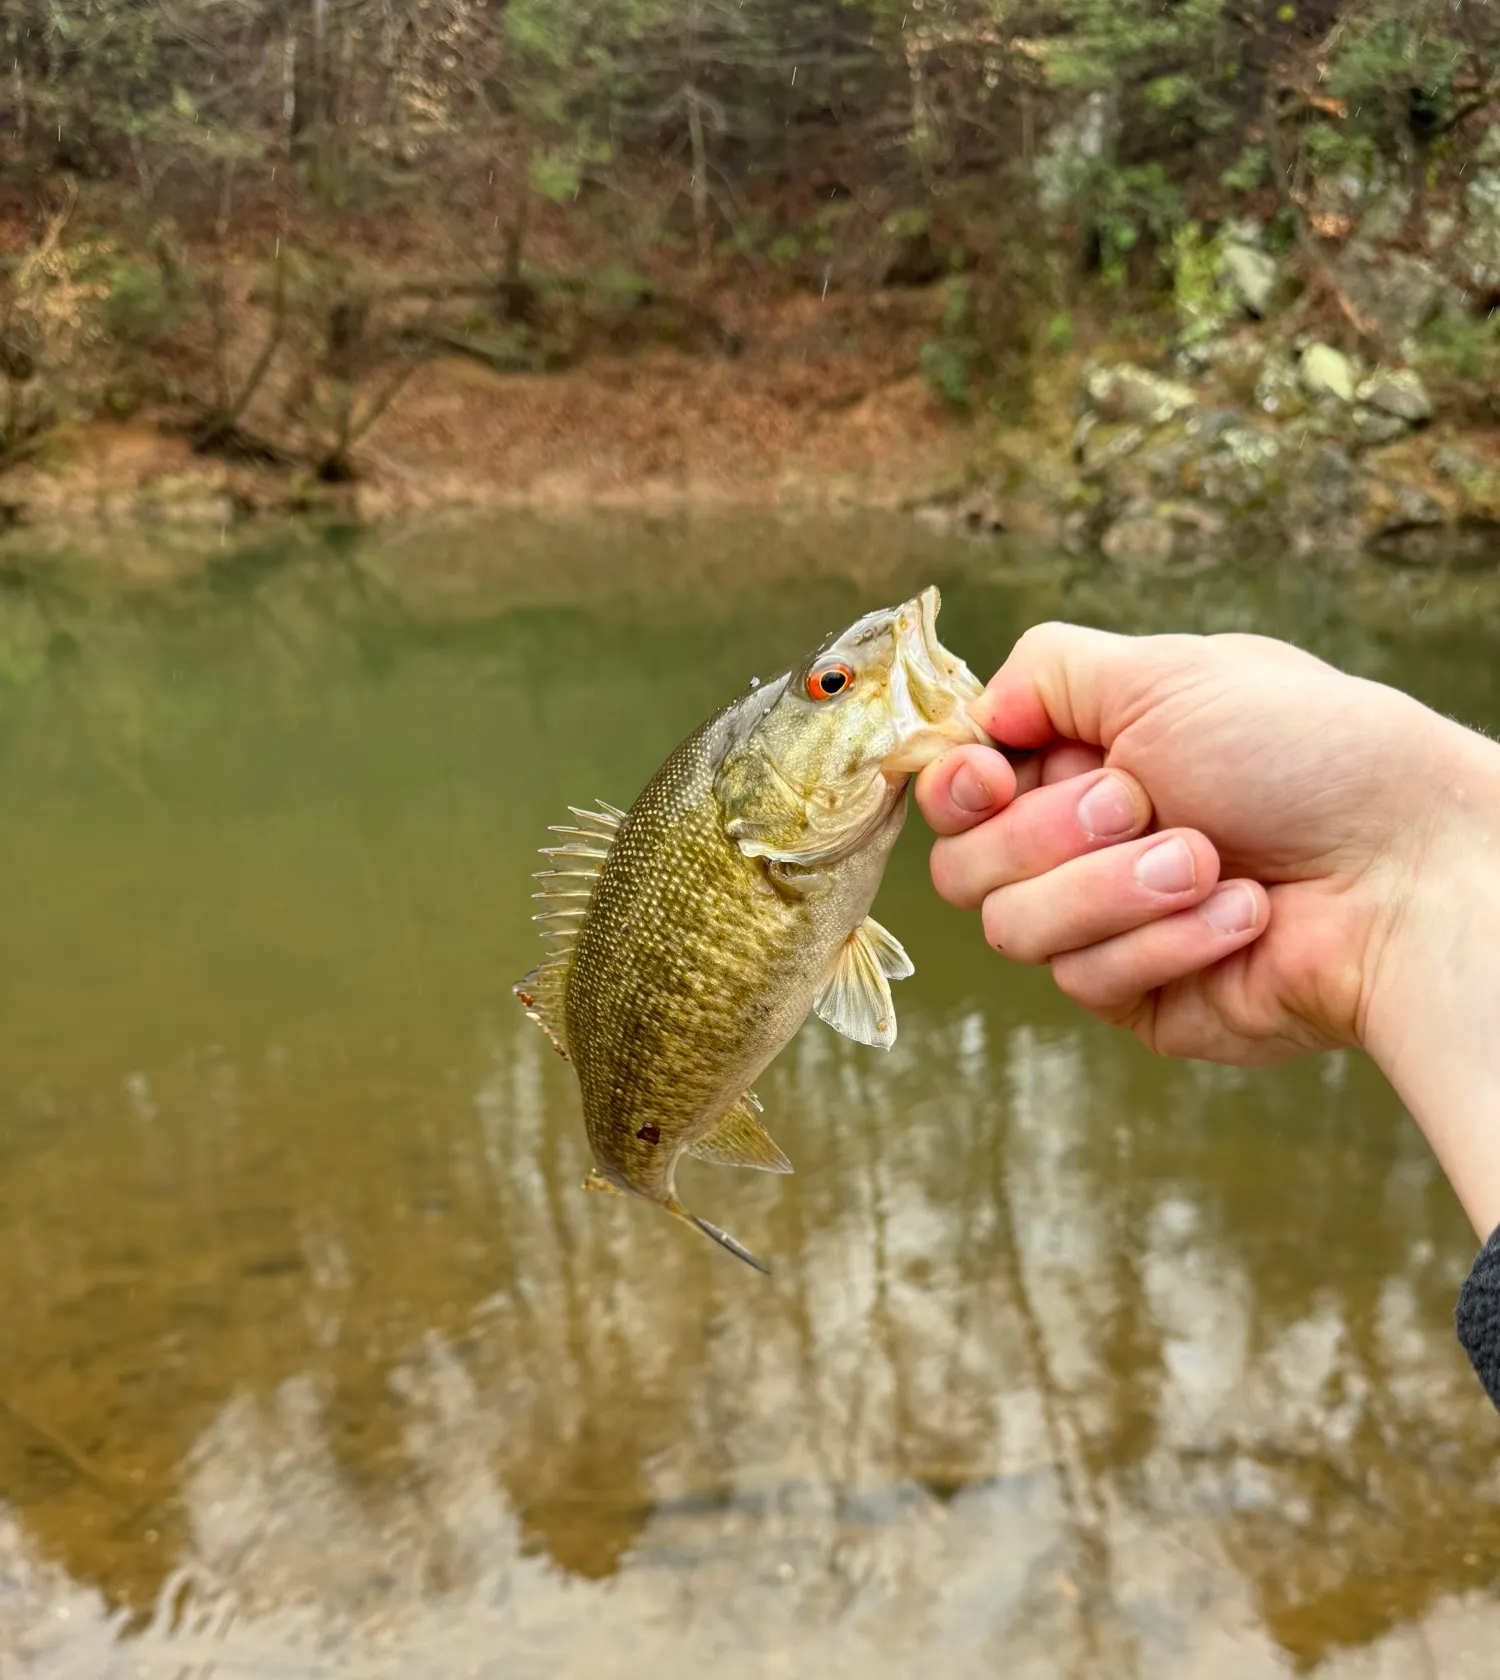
[
  {"xmin": 1083, "ymin": 363, "xmax": 1198, "ymax": 427},
  {"xmin": 1335, "ymin": 247, "xmax": 1459, "ymax": 352},
  {"xmin": 1299, "ymin": 344, "xmax": 1357, "ymax": 403},
  {"xmin": 1254, "ymin": 355, "xmax": 1305, "ymax": 418},
  {"xmin": 1350, "ymin": 406, "xmax": 1410, "ymax": 447},
  {"xmin": 1355, "ymin": 367, "xmax": 1433, "ymax": 424},
  {"xmin": 1221, "ymin": 243, "xmax": 1278, "ymax": 317}
]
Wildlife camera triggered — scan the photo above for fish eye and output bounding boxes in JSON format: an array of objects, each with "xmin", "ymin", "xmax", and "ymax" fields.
[{"xmin": 807, "ymin": 662, "xmax": 853, "ymax": 701}]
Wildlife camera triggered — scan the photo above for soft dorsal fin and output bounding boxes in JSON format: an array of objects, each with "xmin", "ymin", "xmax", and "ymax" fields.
[
  {"xmin": 813, "ymin": 914, "xmax": 913, "ymax": 1050},
  {"xmin": 685, "ymin": 1091, "xmax": 793, "ymax": 1173},
  {"xmin": 515, "ymin": 799, "xmax": 625, "ymax": 1052},
  {"xmin": 514, "ymin": 958, "xmax": 571, "ymax": 1058}
]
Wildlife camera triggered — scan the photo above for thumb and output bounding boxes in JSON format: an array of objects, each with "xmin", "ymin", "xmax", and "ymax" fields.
[{"xmin": 973, "ymin": 622, "xmax": 1172, "ymax": 751}]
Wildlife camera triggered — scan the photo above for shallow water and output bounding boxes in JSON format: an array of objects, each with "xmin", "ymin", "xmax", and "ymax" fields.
[{"xmin": 0, "ymin": 516, "xmax": 1497, "ymax": 1679}]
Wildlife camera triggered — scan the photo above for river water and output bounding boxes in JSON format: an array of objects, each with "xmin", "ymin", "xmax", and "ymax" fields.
[{"xmin": 0, "ymin": 514, "xmax": 1497, "ymax": 1679}]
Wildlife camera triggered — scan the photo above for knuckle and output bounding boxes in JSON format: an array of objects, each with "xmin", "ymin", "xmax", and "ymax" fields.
[
  {"xmin": 982, "ymin": 895, "xmax": 1045, "ymax": 965},
  {"xmin": 1051, "ymin": 951, "xmax": 1109, "ymax": 1008},
  {"xmin": 929, "ymin": 842, "xmax": 978, "ymax": 909},
  {"xmin": 1049, "ymin": 951, "xmax": 1088, "ymax": 998},
  {"xmin": 1013, "ymin": 621, "xmax": 1067, "ymax": 664},
  {"xmin": 1150, "ymin": 1017, "xmax": 1197, "ymax": 1059},
  {"xmin": 1000, "ymin": 787, "xmax": 1054, "ymax": 862}
]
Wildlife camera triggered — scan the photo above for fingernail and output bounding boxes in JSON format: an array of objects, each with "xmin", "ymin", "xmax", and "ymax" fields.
[
  {"xmin": 1076, "ymin": 774, "xmax": 1138, "ymax": 840},
  {"xmin": 1134, "ymin": 837, "xmax": 1196, "ymax": 895},
  {"xmin": 951, "ymin": 764, "xmax": 993, "ymax": 813},
  {"xmin": 1202, "ymin": 885, "xmax": 1257, "ymax": 935}
]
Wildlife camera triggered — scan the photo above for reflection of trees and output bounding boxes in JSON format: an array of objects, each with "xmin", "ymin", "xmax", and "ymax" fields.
[{"xmin": 2, "ymin": 1000, "xmax": 1498, "ymax": 1674}]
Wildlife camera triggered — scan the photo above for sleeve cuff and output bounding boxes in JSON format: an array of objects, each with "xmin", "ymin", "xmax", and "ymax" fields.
[{"xmin": 1455, "ymin": 1222, "xmax": 1500, "ymax": 1413}]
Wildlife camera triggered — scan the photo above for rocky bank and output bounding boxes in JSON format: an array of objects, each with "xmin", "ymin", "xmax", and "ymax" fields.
[{"xmin": 918, "ymin": 211, "xmax": 1500, "ymax": 569}]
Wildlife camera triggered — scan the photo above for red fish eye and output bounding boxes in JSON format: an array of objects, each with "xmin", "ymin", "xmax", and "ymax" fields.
[{"xmin": 807, "ymin": 663, "xmax": 853, "ymax": 700}]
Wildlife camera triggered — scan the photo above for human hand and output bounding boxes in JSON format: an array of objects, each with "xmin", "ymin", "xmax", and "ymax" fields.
[{"xmin": 914, "ymin": 623, "xmax": 1500, "ymax": 1235}]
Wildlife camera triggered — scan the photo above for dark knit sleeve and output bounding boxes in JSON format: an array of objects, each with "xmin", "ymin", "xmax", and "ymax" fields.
[{"xmin": 1455, "ymin": 1223, "xmax": 1500, "ymax": 1413}]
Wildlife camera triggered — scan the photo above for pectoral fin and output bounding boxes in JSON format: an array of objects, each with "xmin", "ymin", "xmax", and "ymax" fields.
[
  {"xmin": 686, "ymin": 1093, "xmax": 793, "ymax": 1174},
  {"xmin": 813, "ymin": 916, "xmax": 913, "ymax": 1049}
]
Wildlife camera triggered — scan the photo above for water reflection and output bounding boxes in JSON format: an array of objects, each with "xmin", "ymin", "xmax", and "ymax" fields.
[{"xmin": 0, "ymin": 518, "xmax": 1497, "ymax": 1678}]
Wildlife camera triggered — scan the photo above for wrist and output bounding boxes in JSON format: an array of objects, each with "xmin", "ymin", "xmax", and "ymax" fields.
[{"xmin": 1363, "ymin": 714, "xmax": 1500, "ymax": 1239}]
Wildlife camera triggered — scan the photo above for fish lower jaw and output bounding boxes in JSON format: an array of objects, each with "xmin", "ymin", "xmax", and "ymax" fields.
[{"xmin": 880, "ymin": 715, "xmax": 992, "ymax": 775}]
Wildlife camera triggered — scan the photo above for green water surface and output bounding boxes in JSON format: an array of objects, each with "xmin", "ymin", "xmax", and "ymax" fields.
[{"xmin": 0, "ymin": 515, "xmax": 1497, "ymax": 1679}]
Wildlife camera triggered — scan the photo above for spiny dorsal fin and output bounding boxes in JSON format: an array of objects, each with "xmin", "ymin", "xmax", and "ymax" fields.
[
  {"xmin": 813, "ymin": 915, "xmax": 913, "ymax": 1051},
  {"xmin": 535, "ymin": 799, "xmax": 623, "ymax": 881},
  {"xmin": 530, "ymin": 801, "xmax": 623, "ymax": 894},
  {"xmin": 685, "ymin": 1092, "xmax": 793, "ymax": 1173},
  {"xmin": 516, "ymin": 798, "xmax": 625, "ymax": 1054}
]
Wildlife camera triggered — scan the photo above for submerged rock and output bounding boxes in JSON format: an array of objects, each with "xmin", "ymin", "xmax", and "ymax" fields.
[
  {"xmin": 1083, "ymin": 363, "xmax": 1198, "ymax": 427},
  {"xmin": 1356, "ymin": 368, "xmax": 1433, "ymax": 424},
  {"xmin": 1299, "ymin": 344, "xmax": 1357, "ymax": 403}
]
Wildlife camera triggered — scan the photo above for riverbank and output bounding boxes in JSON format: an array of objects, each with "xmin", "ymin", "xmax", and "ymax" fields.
[
  {"xmin": 3, "ymin": 243, "xmax": 1499, "ymax": 569},
  {"xmin": 0, "ymin": 316, "xmax": 957, "ymax": 525}
]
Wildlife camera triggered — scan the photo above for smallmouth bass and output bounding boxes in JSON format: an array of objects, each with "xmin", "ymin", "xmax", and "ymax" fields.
[{"xmin": 514, "ymin": 586, "xmax": 989, "ymax": 1273}]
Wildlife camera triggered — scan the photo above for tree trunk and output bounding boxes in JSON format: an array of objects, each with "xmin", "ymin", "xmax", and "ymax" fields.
[
  {"xmin": 686, "ymin": 86, "xmax": 712, "ymax": 263},
  {"xmin": 290, "ymin": 0, "xmax": 340, "ymax": 195},
  {"xmin": 685, "ymin": 0, "xmax": 711, "ymax": 263}
]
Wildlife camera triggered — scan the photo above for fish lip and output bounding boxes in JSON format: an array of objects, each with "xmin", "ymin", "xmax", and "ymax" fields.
[
  {"xmin": 878, "ymin": 585, "xmax": 990, "ymax": 774},
  {"xmin": 897, "ymin": 585, "xmax": 977, "ymax": 691},
  {"xmin": 917, "ymin": 585, "xmax": 942, "ymax": 664},
  {"xmin": 896, "ymin": 585, "xmax": 944, "ymax": 680}
]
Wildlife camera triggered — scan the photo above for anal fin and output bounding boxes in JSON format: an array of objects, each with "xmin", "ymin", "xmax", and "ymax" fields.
[
  {"xmin": 686, "ymin": 1093, "xmax": 793, "ymax": 1173},
  {"xmin": 861, "ymin": 914, "xmax": 914, "ymax": 980},
  {"xmin": 813, "ymin": 915, "xmax": 913, "ymax": 1050}
]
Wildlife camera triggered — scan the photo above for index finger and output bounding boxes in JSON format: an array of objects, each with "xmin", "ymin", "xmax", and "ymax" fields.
[
  {"xmin": 975, "ymin": 621, "xmax": 1171, "ymax": 750},
  {"xmin": 916, "ymin": 740, "xmax": 1109, "ymax": 835}
]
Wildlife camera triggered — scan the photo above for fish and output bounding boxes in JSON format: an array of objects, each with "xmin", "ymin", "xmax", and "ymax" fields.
[{"xmin": 513, "ymin": 585, "xmax": 990, "ymax": 1274}]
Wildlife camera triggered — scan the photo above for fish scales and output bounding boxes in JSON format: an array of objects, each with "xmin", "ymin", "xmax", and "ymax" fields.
[{"xmin": 568, "ymin": 706, "xmax": 900, "ymax": 1189}]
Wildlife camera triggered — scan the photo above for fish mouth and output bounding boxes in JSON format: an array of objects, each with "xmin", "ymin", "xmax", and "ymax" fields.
[{"xmin": 879, "ymin": 586, "xmax": 991, "ymax": 774}]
